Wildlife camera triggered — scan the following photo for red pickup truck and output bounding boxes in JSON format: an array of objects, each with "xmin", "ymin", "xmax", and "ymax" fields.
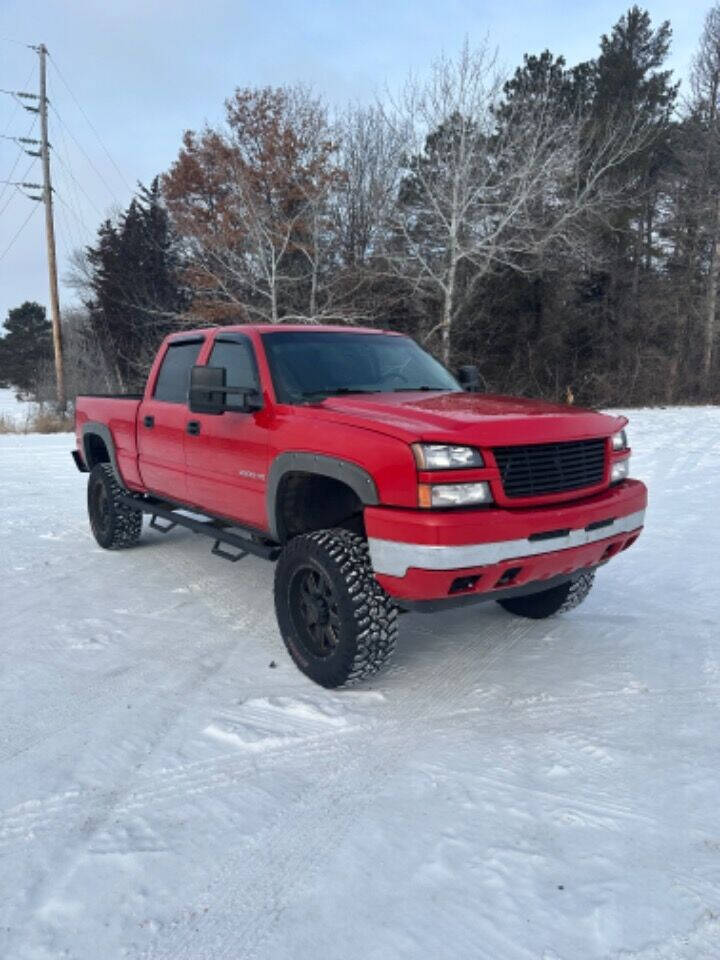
[{"xmin": 73, "ymin": 325, "xmax": 647, "ymax": 688}]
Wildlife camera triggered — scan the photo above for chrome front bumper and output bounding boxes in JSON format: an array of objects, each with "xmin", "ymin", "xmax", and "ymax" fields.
[{"xmin": 368, "ymin": 509, "xmax": 646, "ymax": 578}]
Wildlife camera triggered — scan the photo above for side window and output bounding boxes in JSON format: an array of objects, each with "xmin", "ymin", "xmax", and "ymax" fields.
[
  {"xmin": 208, "ymin": 339, "xmax": 259, "ymax": 389},
  {"xmin": 153, "ymin": 340, "xmax": 204, "ymax": 404}
]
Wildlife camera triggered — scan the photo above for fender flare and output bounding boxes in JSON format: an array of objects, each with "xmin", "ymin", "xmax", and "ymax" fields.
[
  {"xmin": 81, "ymin": 422, "xmax": 124, "ymax": 488},
  {"xmin": 266, "ymin": 452, "xmax": 379, "ymax": 542}
]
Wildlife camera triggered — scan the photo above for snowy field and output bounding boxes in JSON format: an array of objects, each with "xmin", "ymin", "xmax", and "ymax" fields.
[
  {"xmin": 0, "ymin": 386, "xmax": 35, "ymax": 427},
  {"xmin": 1, "ymin": 407, "xmax": 719, "ymax": 960}
]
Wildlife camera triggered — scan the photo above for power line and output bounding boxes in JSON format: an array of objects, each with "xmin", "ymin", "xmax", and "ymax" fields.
[
  {"xmin": 0, "ymin": 154, "xmax": 37, "ymax": 219},
  {"xmin": 0, "ymin": 36, "xmax": 34, "ymax": 48},
  {"xmin": 54, "ymin": 191, "xmax": 77, "ymax": 258},
  {"xmin": 0, "ymin": 115, "xmax": 38, "ymax": 209},
  {"xmin": 54, "ymin": 190, "xmax": 90, "ymax": 247},
  {"xmin": 48, "ymin": 53, "xmax": 133, "ymax": 194},
  {"xmin": 1, "ymin": 64, "xmax": 35, "ymax": 138},
  {"xmin": 51, "ymin": 104, "xmax": 92, "ymax": 230},
  {"xmin": 0, "ymin": 63, "xmax": 37, "ymax": 208},
  {"xmin": 51, "ymin": 145, "xmax": 102, "ymax": 220},
  {"xmin": 0, "ymin": 201, "xmax": 39, "ymax": 264},
  {"xmin": 49, "ymin": 101, "xmax": 121, "ymax": 206}
]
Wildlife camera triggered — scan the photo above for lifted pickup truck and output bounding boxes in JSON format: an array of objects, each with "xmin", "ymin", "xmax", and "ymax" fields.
[{"xmin": 73, "ymin": 325, "xmax": 647, "ymax": 688}]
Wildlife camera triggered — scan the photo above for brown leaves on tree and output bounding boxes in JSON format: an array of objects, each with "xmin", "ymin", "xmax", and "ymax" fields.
[{"xmin": 163, "ymin": 87, "xmax": 344, "ymax": 323}]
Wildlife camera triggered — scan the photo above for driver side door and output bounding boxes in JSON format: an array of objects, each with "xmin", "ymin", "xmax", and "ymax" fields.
[{"xmin": 183, "ymin": 333, "xmax": 270, "ymax": 530}]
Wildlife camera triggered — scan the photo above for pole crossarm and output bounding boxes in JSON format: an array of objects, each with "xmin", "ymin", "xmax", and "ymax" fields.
[
  {"xmin": 0, "ymin": 89, "xmax": 40, "ymax": 99},
  {"xmin": 0, "ymin": 134, "xmax": 43, "ymax": 144},
  {"xmin": 0, "ymin": 180, "xmax": 43, "ymax": 188},
  {"xmin": 0, "ymin": 134, "xmax": 48, "ymax": 157}
]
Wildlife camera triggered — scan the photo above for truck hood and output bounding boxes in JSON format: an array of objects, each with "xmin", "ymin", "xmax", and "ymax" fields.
[{"xmin": 304, "ymin": 391, "xmax": 625, "ymax": 445}]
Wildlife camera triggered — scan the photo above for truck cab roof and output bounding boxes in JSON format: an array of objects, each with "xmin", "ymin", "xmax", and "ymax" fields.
[{"xmin": 167, "ymin": 323, "xmax": 403, "ymax": 342}]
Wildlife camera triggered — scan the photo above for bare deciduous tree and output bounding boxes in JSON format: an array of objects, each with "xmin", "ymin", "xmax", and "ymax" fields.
[
  {"xmin": 690, "ymin": 4, "xmax": 720, "ymax": 390},
  {"xmin": 379, "ymin": 42, "xmax": 652, "ymax": 364}
]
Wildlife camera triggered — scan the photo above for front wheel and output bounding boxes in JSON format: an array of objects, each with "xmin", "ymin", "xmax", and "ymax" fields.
[
  {"xmin": 497, "ymin": 571, "xmax": 595, "ymax": 620},
  {"xmin": 274, "ymin": 529, "xmax": 398, "ymax": 688},
  {"xmin": 87, "ymin": 463, "xmax": 143, "ymax": 549}
]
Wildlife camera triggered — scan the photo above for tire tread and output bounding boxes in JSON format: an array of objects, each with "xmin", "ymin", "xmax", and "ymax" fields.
[
  {"xmin": 497, "ymin": 571, "xmax": 595, "ymax": 619},
  {"xmin": 274, "ymin": 528, "xmax": 398, "ymax": 688},
  {"xmin": 88, "ymin": 463, "xmax": 142, "ymax": 550}
]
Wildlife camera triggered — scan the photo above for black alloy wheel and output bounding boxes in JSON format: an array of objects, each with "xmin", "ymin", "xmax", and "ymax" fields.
[
  {"xmin": 87, "ymin": 463, "xmax": 143, "ymax": 549},
  {"xmin": 290, "ymin": 565, "xmax": 342, "ymax": 659},
  {"xmin": 274, "ymin": 528, "xmax": 398, "ymax": 688},
  {"xmin": 90, "ymin": 474, "xmax": 111, "ymax": 540}
]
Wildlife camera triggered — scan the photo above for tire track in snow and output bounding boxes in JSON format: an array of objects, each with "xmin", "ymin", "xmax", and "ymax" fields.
[
  {"xmin": 0, "ymin": 611, "xmax": 265, "ymax": 958},
  {"xmin": 0, "ymin": 734, "xmax": 343, "ymax": 848},
  {"xmin": 0, "ymin": 608, "xmax": 662, "ymax": 851},
  {"xmin": 614, "ymin": 911, "xmax": 720, "ymax": 960},
  {"xmin": 0, "ymin": 699, "xmax": 657, "ymax": 854},
  {"xmin": 135, "ymin": 625, "xmax": 572, "ymax": 960},
  {"xmin": 1, "ymin": 606, "xmax": 536, "ymax": 956},
  {"xmin": 0, "ymin": 662, "xmax": 157, "ymax": 765},
  {"xmin": 1, "ymin": 567, "xmax": 684, "ymax": 879},
  {"xmin": 143, "ymin": 603, "xmax": 709, "ymax": 960}
]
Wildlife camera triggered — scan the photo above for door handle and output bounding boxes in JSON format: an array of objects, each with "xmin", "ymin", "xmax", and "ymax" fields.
[
  {"xmin": 186, "ymin": 420, "xmax": 201, "ymax": 436},
  {"xmin": 143, "ymin": 415, "xmax": 154, "ymax": 428}
]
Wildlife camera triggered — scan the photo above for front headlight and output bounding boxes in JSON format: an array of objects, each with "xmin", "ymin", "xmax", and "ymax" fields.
[
  {"xmin": 419, "ymin": 481, "xmax": 493, "ymax": 508},
  {"xmin": 610, "ymin": 458, "xmax": 630, "ymax": 483},
  {"xmin": 413, "ymin": 443, "xmax": 484, "ymax": 470},
  {"xmin": 611, "ymin": 429, "xmax": 628, "ymax": 451}
]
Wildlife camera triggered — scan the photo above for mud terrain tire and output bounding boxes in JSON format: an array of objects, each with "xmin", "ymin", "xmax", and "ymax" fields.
[
  {"xmin": 274, "ymin": 528, "xmax": 398, "ymax": 688},
  {"xmin": 87, "ymin": 463, "xmax": 143, "ymax": 550},
  {"xmin": 497, "ymin": 571, "xmax": 595, "ymax": 620}
]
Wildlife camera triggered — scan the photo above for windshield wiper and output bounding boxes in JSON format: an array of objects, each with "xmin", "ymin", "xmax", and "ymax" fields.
[
  {"xmin": 299, "ymin": 387, "xmax": 381, "ymax": 402},
  {"xmin": 392, "ymin": 385, "xmax": 444, "ymax": 392}
]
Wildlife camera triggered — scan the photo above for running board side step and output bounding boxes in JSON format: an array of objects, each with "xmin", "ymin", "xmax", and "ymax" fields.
[
  {"xmin": 211, "ymin": 540, "xmax": 248, "ymax": 562},
  {"xmin": 150, "ymin": 515, "xmax": 177, "ymax": 533},
  {"xmin": 118, "ymin": 494, "xmax": 281, "ymax": 562}
]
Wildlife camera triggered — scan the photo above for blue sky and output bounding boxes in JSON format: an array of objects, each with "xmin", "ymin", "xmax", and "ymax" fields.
[{"xmin": 0, "ymin": 0, "xmax": 711, "ymax": 329}]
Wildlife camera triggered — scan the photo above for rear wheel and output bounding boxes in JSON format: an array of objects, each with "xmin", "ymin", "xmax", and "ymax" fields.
[
  {"xmin": 274, "ymin": 529, "xmax": 398, "ymax": 688},
  {"xmin": 497, "ymin": 571, "xmax": 595, "ymax": 620},
  {"xmin": 87, "ymin": 463, "xmax": 142, "ymax": 549}
]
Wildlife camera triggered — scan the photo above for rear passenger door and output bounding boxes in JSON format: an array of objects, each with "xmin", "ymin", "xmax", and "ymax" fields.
[
  {"xmin": 184, "ymin": 333, "xmax": 269, "ymax": 529},
  {"xmin": 137, "ymin": 337, "xmax": 205, "ymax": 502}
]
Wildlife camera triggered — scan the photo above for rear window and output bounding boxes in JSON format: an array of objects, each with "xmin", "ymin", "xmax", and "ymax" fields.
[
  {"xmin": 153, "ymin": 340, "xmax": 204, "ymax": 404},
  {"xmin": 208, "ymin": 338, "xmax": 259, "ymax": 390}
]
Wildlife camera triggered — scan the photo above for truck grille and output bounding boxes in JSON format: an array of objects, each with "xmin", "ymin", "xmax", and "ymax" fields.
[{"xmin": 493, "ymin": 438, "xmax": 606, "ymax": 499}]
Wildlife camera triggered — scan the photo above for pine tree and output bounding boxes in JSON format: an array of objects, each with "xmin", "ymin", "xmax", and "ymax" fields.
[
  {"xmin": 0, "ymin": 302, "xmax": 53, "ymax": 395},
  {"xmin": 84, "ymin": 178, "xmax": 187, "ymax": 390}
]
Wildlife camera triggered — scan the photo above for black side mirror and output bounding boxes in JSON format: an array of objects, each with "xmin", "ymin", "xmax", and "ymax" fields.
[
  {"xmin": 189, "ymin": 365, "xmax": 263, "ymax": 415},
  {"xmin": 190, "ymin": 365, "xmax": 226, "ymax": 414},
  {"xmin": 457, "ymin": 364, "xmax": 480, "ymax": 392},
  {"xmin": 230, "ymin": 389, "xmax": 263, "ymax": 413}
]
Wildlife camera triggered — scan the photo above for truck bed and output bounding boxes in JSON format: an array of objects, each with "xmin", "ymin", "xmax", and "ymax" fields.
[
  {"xmin": 75, "ymin": 395, "xmax": 143, "ymax": 489},
  {"xmin": 76, "ymin": 393, "xmax": 143, "ymax": 400}
]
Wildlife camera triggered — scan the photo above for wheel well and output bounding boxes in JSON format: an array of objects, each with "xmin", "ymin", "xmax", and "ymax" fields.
[
  {"xmin": 84, "ymin": 433, "xmax": 110, "ymax": 469},
  {"xmin": 275, "ymin": 472, "xmax": 365, "ymax": 542}
]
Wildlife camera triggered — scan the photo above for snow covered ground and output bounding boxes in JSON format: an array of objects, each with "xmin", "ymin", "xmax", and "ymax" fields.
[
  {"xmin": 1, "ymin": 407, "xmax": 719, "ymax": 960},
  {"xmin": 0, "ymin": 386, "xmax": 35, "ymax": 427}
]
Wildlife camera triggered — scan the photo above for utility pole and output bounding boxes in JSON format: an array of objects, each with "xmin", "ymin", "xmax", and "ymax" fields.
[{"xmin": 37, "ymin": 43, "xmax": 65, "ymax": 411}]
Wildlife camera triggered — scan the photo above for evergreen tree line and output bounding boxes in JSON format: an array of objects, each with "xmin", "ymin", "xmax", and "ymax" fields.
[{"xmin": 4, "ymin": 5, "xmax": 720, "ymax": 406}]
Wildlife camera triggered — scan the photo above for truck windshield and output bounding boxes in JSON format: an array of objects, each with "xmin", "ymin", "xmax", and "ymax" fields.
[{"xmin": 261, "ymin": 331, "xmax": 460, "ymax": 404}]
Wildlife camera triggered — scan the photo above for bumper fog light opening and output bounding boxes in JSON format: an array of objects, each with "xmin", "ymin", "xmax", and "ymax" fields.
[
  {"xmin": 448, "ymin": 574, "xmax": 481, "ymax": 594},
  {"xmin": 495, "ymin": 566, "xmax": 522, "ymax": 588}
]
